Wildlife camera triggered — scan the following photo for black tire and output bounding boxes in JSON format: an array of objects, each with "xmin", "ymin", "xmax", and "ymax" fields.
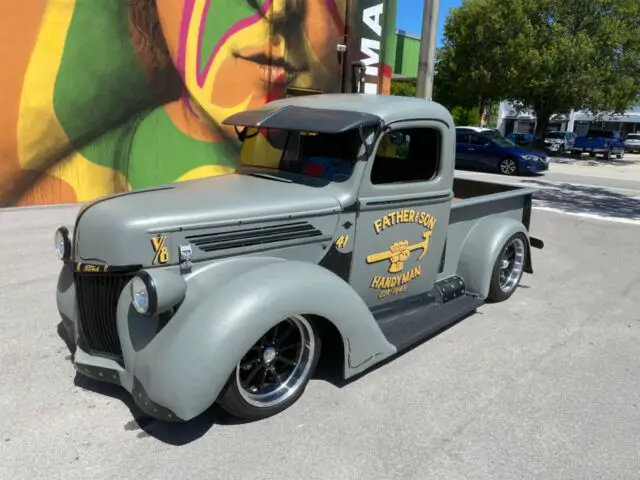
[
  {"xmin": 217, "ymin": 315, "xmax": 322, "ymax": 422},
  {"xmin": 486, "ymin": 233, "xmax": 528, "ymax": 303},
  {"xmin": 498, "ymin": 157, "xmax": 518, "ymax": 175}
]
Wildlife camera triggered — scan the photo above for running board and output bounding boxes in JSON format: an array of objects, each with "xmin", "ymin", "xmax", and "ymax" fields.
[{"xmin": 374, "ymin": 293, "xmax": 484, "ymax": 351}]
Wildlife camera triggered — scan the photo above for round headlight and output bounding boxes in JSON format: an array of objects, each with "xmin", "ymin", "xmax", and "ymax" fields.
[
  {"xmin": 131, "ymin": 271, "xmax": 157, "ymax": 316},
  {"xmin": 54, "ymin": 226, "xmax": 71, "ymax": 261},
  {"xmin": 131, "ymin": 276, "xmax": 150, "ymax": 315}
]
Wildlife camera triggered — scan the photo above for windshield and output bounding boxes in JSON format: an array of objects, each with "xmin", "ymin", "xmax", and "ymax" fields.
[
  {"xmin": 546, "ymin": 132, "xmax": 565, "ymax": 139},
  {"xmin": 627, "ymin": 134, "xmax": 640, "ymax": 140},
  {"xmin": 491, "ymin": 135, "xmax": 516, "ymax": 147},
  {"xmin": 239, "ymin": 128, "xmax": 363, "ymax": 182},
  {"xmin": 587, "ymin": 129, "xmax": 614, "ymax": 138}
]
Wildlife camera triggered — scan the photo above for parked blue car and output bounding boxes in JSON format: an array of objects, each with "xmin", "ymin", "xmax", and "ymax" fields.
[{"xmin": 455, "ymin": 129, "xmax": 549, "ymax": 175}]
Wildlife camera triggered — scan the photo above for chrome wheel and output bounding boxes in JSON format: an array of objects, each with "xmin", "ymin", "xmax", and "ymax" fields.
[
  {"xmin": 236, "ymin": 315, "xmax": 316, "ymax": 409},
  {"xmin": 499, "ymin": 158, "xmax": 517, "ymax": 175},
  {"xmin": 498, "ymin": 237, "xmax": 526, "ymax": 293}
]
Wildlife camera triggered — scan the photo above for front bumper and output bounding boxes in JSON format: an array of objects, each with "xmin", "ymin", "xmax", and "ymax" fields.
[
  {"xmin": 523, "ymin": 160, "xmax": 549, "ymax": 173},
  {"xmin": 74, "ymin": 345, "xmax": 182, "ymax": 421},
  {"xmin": 544, "ymin": 142, "xmax": 563, "ymax": 152},
  {"xmin": 56, "ymin": 263, "xmax": 188, "ymax": 422},
  {"xmin": 572, "ymin": 147, "xmax": 607, "ymax": 154}
]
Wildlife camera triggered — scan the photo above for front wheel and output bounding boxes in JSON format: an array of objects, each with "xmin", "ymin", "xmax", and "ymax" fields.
[
  {"xmin": 487, "ymin": 233, "xmax": 527, "ymax": 302},
  {"xmin": 499, "ymin": 157, "xmax": 518, "ymax": 175},
  {"xmin": 217, "ymin": 315, "xmax": 321, "ymax": 421}
]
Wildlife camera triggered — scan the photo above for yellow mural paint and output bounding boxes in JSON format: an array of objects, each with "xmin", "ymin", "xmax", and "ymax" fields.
[
  {"xmin": 17, "ymin": 0, "xmax": 130, "ymax": 200},
  {"xmin": 184, "ymin": 0, "xmax": 255, "ymax": 126},
  {"xmin": 176, "ymin": 165, "xmax": 235, "ymax": 182},
  {"xmin": 48, "ymin": 152, "xmax": 131, "ymax": 201},
  {"xmin": 240, "ymin": 129, "xmax": 284, "ymax": 168}
]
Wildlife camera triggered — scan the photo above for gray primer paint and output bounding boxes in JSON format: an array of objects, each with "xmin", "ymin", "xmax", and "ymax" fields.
[{"xmin": 54, "ymin": 93, "xmax": 542, "ymax": 422}]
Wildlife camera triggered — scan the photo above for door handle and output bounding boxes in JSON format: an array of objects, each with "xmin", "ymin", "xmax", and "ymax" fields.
[{"xmin": 468, "ymin": 148, "xmax": 475, "ymax": 151}]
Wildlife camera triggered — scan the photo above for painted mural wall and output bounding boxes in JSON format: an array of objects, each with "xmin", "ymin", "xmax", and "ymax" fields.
[{"xmin": 0, "ymin": 0, "xmax": 395, "ymax": 207}]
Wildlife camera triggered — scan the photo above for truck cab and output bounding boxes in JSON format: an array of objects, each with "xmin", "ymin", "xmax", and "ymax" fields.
[{"xmin": 54, "ymin": 94, "xmax": 543, "ymax": 424}]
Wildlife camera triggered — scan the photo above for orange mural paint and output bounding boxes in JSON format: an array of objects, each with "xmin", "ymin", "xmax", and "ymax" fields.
[
  {"xmin": 0, "ymin": 0, "xmax": 396, "ymax": 207},
  {"xmin": 0, "ymin": 0, "xmax": 47, "ymax": 206}
]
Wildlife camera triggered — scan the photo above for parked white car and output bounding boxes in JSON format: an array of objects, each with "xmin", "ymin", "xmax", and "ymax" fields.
[
  {"xmin": 624, "ymin": 133, "xmax": 640, "ymax": 153},
  {"xmin": 544, "ymin": 131, "xmax": 577, "ymax": 154}
]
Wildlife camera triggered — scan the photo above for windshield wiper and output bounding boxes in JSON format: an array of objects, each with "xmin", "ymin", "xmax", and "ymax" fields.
[{"xmin": 248, "ymin": 172, "xmax": 293, "ymax": 183}]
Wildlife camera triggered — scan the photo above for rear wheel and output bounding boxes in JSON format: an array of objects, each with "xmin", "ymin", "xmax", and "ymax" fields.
[
  {"xmin": 487, "ymin": 233, "xmax": 527, "ymax": 302},
  {"xmin": 217, "ymin": 315, "xmax": 321, "ymax": 421},
  {"xmin": 499, "ymin": 157, "xmax": 518, "ymax": 175}
]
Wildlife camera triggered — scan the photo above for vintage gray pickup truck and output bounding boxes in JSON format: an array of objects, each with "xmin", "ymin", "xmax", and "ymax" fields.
[{"xmin": 54, "ymin": 94, "xmax": 544, "ymax": 423}]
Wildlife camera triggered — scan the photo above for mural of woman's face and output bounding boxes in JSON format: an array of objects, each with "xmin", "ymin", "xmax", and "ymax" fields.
[{"xmin": 155, "ymin": 0, "xmax": 347, "ymax": 125}]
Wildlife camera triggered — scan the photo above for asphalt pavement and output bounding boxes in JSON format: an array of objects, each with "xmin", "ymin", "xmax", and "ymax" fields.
[
  {"xmin": 1, "ymin": 168, "xmax": 640, "ymax": 479},
  {"xmin": 456, "ymin": 153, "xmax": 640, "ymax": 225}
]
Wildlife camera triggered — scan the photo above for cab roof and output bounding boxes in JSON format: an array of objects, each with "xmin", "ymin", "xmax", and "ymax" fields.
[{"xmin": 222, "ymin": 93, "xmax": 454, "ymax": 133}]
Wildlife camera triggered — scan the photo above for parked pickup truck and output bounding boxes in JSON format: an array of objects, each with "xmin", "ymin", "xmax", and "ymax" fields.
[
  {"xmin": 571, "ymin": 129, "xmax": 626, "ymax": 159},
  {"xmin": 54, "ymin": 94, "xmax": 544, "ymax": 424}
]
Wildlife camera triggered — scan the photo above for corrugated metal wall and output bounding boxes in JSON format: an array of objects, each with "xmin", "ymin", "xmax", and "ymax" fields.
[{"xmin": 393, "ymin": 30, "xmax": 421, "ymax": 77}]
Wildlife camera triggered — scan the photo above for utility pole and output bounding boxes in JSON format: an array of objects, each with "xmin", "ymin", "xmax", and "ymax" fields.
[{"xmin": 415, "ymin": 0, "xmax": 440, "ymax": 100}]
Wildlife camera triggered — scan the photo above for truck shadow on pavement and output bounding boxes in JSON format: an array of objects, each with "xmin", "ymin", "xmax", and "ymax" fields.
[
  {"xmin": 58, "ymin": 321, "xmax": 244, "ymax": 445},
  {"xmin": 521, "ymin": 179, "xmax": 640, "ymax": 221},
  {"xmin": 72, "ymin": 372, "xmax": 249, "ymax": 444},
  {"xmin": 64, "ymin": 311, "xmax": 484, "ymax": 444},
  {"xmin": 315, "ymin": 309, "xmax": 481, "ymax": 388},
  {"xmin": 551, "ymin": 156, "xmax": 637, "ymax": 167}
]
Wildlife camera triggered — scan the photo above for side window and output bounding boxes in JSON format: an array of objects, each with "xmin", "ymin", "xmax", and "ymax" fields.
[
  {"xmin": 456, "ymin": 131, "xmax": 470, "ymax": 143},
  {"xmin": 371, "ymin": 127, "xmax": 441, "ymax": 185},
  {"xmin": 468, "ymin": 133, "xmax": 491, "ymax": 146}
]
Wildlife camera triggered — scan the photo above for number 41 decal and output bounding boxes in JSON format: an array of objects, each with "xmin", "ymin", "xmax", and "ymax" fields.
[{"xmin": 335, "ymin": 235, "xmax": 349, "ymax": 249}]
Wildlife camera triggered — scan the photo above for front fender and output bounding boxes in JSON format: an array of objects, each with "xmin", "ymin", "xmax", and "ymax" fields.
[
  {"xmin": 456, "ymin": 216, "xmax": 530, "ymax": 299},
  {"xmin": 126, "ymin": 259, "xmax": 396, "ymax": 421}
]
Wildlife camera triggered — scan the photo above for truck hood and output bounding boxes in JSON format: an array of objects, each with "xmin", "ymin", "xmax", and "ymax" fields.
[{"xmin": 73, "ymin": 173, "xmax": 342, "ymax": 266}]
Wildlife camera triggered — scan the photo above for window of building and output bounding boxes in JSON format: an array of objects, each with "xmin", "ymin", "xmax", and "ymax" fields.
[{"xmin": 371, "ymin": 127, "xmax": 441, "ymax": 184}]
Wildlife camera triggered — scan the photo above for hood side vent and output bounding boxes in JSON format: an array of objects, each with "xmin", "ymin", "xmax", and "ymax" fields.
[{"xmin": 185, "ymin": 221, "xmax": 323, "ymax": 253}]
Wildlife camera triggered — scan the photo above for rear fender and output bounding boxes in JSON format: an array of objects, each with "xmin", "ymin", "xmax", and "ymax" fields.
[
  {"xmin": 127, "ymin": 259, "xmax": 396, "ymax": 421},
  {"xmin": 456, "ymin": 216, "xmax": 530, "ymax": 299}
]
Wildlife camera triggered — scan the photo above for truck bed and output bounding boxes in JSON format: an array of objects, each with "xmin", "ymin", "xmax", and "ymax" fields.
[{"xmin": 438, "ymin": 177, "xmax": 536, "ymax": 279}]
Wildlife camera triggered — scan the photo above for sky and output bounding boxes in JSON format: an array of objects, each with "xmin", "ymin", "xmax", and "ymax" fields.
[{"xmin": 396, "ymin": 0, "xmax": 463, "ymax": 47}]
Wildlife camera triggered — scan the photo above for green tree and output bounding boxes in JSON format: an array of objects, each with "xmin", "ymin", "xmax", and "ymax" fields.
[
  {"xmin": 436, "ymin": 0, "xmax": 640, "ymax": 144},
  {"xmin": 390, "ymin": 80, "xmax": 417, "ymax": 97}
]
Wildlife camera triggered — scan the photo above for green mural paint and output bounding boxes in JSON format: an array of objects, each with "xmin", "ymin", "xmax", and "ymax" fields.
[
  {"xmin": 125, "ymin": 108, "xmax": 237, "ymax": 189},
  {"xmin": 199, "ymin": 0, "xmax": 266, "ymax": 77},
  {"xmin": 53, "ymin": 0, "xmax": 157, "ymax": 172}
]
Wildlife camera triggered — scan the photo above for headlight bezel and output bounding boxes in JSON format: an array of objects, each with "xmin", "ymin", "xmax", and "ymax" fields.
[
  {"xmin": 522, "ymin": 154, "xmax": 539, "ymax": 162},
  {"xmin": 54, "ymin": 226, "xmax": 72, "ymax": 262},
  {"xmin": 131, "ymin": 271, "xmax": 158, "ymax": 316}
]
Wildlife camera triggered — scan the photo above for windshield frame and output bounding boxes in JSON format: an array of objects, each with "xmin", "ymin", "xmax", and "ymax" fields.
[
  {"xmin": 545, "ymin": 131, "xmax": 566, "ymax": 139},
  {"xmin": 238, "ymin": 126, "xmax": 371, "ymax": 184},
  {"xmin": 490, "ymin": 135, "xmax": 517, "ymax": 147}
]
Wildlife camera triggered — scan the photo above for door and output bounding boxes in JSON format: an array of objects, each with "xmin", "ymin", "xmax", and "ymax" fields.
[
  {"xmin": 350, "ymin": 121, "xmax": 453, "ymax": 308},
  {"xmin": 465, "ymin": 133, "xmax": 494, "ymax": 170},
  {"xmin": 455, "ymin": 130, "xmax": 472, "ymax": 168}
]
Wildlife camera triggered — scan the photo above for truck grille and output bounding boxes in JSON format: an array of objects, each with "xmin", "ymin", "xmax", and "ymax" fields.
[{"xmin": 74, "ymin": 272, "xmax": 135, "ymax": 357}]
